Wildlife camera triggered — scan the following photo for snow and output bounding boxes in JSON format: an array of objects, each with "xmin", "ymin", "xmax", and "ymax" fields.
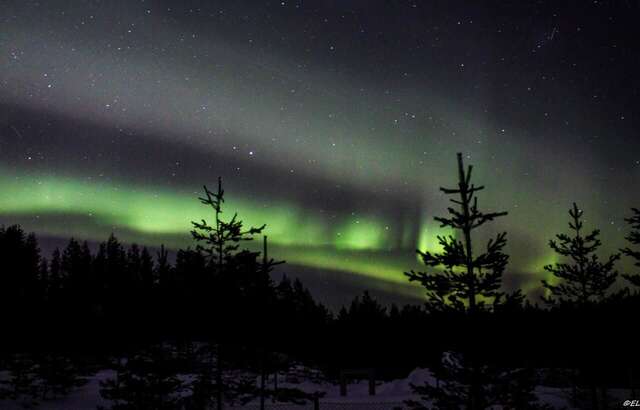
[{"xmin": 1, "ymin": 367, "xmax": 633, "ymax": 409}]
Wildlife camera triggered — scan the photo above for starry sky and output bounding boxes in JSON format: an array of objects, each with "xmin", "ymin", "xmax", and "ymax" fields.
[{"xmin": 1, "ymin": 0, "xmax": 639, "ymax": 306}]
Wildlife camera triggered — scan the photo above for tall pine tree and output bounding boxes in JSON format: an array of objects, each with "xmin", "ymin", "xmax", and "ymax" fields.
[
  {"xmin": 404, "ymin": 153, "xmax": 546, "ymax": 410},
  {"xmin": 541, "ymin": 203, "xmax": 619, "ymax": 305},
  {"xmin": 190, "ymin": 177, "xmax": 265, "ymax": 410},
  {"xmin": 191, "ymin": 177, "xmax": 265, "ymax": 271},
  {"xmin": 405, "ymin": 153, "xmax": 508, "ymax": 313}
]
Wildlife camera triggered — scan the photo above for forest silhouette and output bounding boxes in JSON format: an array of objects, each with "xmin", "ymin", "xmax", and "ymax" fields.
[{"xmin": 1, "ymin": 153, "xmax": 639, "ymax": 409}]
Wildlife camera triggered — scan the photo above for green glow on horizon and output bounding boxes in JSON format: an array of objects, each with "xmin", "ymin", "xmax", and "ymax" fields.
[
  {"xmin": 0, "ymin": 170, "xmax": 569, "ymax": 299},
  {"xmin": 274, "ymin": 246, "xmax": 424, "ymax": 299},
  {"xmin": 519, "ymin": 253, "xmax": 560, "ymax": 295},
  {"xmin": 0, "ymin": 171, "xmax": 327, "ymax": 245},
  {"xmin": 0, "ymin": 171, "xmax": 425, "ymax": 290}
]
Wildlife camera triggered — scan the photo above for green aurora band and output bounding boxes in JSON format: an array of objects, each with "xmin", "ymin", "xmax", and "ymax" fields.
[
  {"xmin": 5, "ymin": 167, "xmax": 621, "ymax": 302},
  {"xmin": 1, "ymin": 169, "xmax": 442, "ymax": 297}
]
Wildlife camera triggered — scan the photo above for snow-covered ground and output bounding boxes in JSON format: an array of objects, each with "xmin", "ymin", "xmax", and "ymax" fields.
[{"xmin": 1, "ymin": 367, "xmax": 633, "ymax": 409}]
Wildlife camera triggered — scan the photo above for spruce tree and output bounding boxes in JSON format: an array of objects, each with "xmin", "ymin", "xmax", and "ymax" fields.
[
  {"xmin": 155, "ymin": 244, "xmax": 172, "ymax": 286},
  {"xmin": 405, "ymin": 153, "xmax": 508, "ymax": 313},
  {"xmin": 190, "ymin": 177, "xmax": 265, "ymax": 410},
  {"xmin": 191, "ymin": 177, "xmax": 265, "ymax": 271},
  {"xmin": 404, "ymin": 153, "xmax": 546, "ymax": 410},
  {"xmin": 540, "ymin": 203, "xmax": 620, "ymax": 410},
  {"xmin": 0, "ymin": 226, "xmax": 42, "ymax": 324},
  {"xmin": 541, "ymin": 203, "xmax": 619, "ymax": 306},
  {"xmin": 126, "ymin": 244, "xmax": 142, "ymax": 284},
  {"xmin": 140, "ymin": 247, "xmax": 154, "ymax": 290},
  {"xmin": 48, "ymin": 248, "xmax": 62, "ymax": 296},
  {"xmin": 46, "ymin": 248, "xmax": 63, "ymax": 317},
  {"xmin": 99, "ymin": 234, "xmax": 128, "ymax": 321},
  {"xmin": 621, "ymin": 208, "xmax": 640, "ymax": 287},
  {"xmin": 343, "ymin": 291, "xmax": 388, "ymax": 325},
  {"xmin": 37, "ymin": 257, "xmax": 49, "ymax": 306}
]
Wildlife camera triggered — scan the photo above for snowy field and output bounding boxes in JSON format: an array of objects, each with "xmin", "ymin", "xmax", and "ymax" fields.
[{"xmin": 0, "ymin": 367, "xmax": 634, "ymax": 409}]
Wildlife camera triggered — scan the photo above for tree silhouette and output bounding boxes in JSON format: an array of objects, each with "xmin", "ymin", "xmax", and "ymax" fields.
[
  {"xmin": 541, "ymin": 203, "xmax": 619, "ymax": 306},
  {"xmin": 342, "ymin": 291, "xmax": 387, "ymax": 324},
  {"xmin": 191, "ymin": 177, "xmax": 265, "ymax": 271},
  {"xmin": 140, "ymin": 247, "xmax": 154, "ymax": 290},
  {"xmin": 402, "ymin": 153, "xmax": 546, "ymax": 410},
  {"xmin": 48, "ymin": 248, "xmax": 62, "ymax": 302},
  {"xmin": 93, "ymin": 234, "xmax": 128, "ymax": 322},
  {"xmin": 155, "ymin": 244, "xmax": 172, "ymax": 287},
  {"xmin": 621, "ymin": 208, "xmax": 640, "ymax": 287},
  {"xmin": 405, "ymin": 152, "xmax": 508, "ymax": 313},
  {"xmin": 0, "ymin": 225, "xmax": 42, "ymax": 327},
  {"xmin": 190, "ymin": 177, "xmax": 266, "ymax": 410},
  {"xmin": 540, "ymin": 203, "xmax": 621, "ymax": 410}
]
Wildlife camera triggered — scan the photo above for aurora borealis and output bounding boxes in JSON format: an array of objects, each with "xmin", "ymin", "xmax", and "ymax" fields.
[{"xmin": 1, "ymin": 1, "xmax": 639, "ymax": 305}]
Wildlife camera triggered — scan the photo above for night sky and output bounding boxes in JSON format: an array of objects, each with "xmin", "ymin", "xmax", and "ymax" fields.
[{"xmin": 1, "ymin": 1, "xmax": 639, "ymax": 306}]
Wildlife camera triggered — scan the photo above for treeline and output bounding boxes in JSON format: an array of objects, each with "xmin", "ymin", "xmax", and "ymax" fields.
[
  {"xmin": 0, "ymin": 226, "xmax": 330, "ymax": 344},
  {"xmin": 1, "ymin": 157, "xmax": 640, "ymax": 409}
]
